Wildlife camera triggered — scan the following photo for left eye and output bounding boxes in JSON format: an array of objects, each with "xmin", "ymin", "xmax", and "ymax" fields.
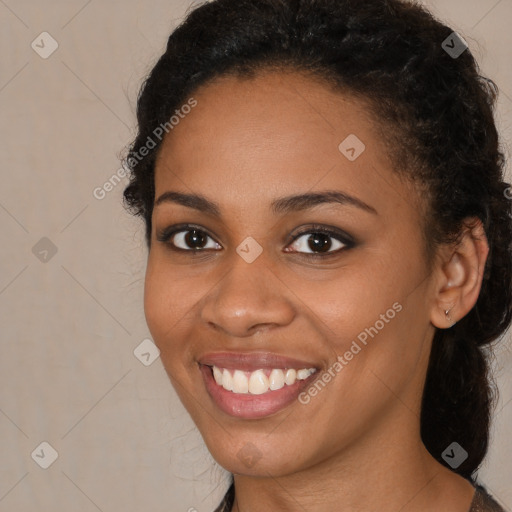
[{"xmin": 287, "ymin": 230, "xmax": 347, "ymax": 255}]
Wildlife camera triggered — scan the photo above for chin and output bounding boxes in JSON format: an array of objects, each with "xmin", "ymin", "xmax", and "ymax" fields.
[{"xmin": 200, "ymin": 432, "xmax": 314, "ymax": 478}]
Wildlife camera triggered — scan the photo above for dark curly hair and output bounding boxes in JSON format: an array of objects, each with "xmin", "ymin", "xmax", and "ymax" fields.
[{"xmin": 123, "ymin": 0, "xmax": 512, "ymax": 482}]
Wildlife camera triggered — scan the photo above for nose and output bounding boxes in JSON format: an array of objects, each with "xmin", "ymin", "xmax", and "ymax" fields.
[{"xmin": 199, "ymin": 253, "xmax": 296, "ymax": 338}]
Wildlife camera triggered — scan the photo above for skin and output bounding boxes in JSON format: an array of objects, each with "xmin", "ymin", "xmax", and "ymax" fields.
[{"xmin": 144, "ymin": 70, "xmax": 489, "ymax": 511}]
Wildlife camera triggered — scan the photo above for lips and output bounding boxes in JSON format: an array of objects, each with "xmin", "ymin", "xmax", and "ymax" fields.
[
  {"xmin": 198, "ymin": 352, "xmax": 320, "ymax": 419},
  {"xmin": 198, "ymin": 351, "xmax": 319, "ymax": 372}
]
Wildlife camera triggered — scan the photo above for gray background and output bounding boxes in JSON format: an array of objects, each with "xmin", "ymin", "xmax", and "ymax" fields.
[{"xmin": 0, "ymin": 0, "xmax": 510, "ymax": 510}]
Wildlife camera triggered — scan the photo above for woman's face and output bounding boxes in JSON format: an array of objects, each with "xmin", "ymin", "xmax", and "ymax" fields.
[{"xmin": 145, "ymin": 70, "xmax": 439, "ymax": 476}]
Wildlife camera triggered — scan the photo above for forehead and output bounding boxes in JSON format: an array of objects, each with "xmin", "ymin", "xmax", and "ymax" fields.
[
  {"xmin": 157, "ymin": 69, "xmax": 378, "ymax": 162},
  {"xmin": 153, "ymin": 70, "xmax": 418, "ymax": 220}
]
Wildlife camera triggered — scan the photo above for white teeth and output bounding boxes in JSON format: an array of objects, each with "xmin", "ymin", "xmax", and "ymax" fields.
[
  {"xmin": 222, "ymin": 369, "xmax": 233, "ymax": 391},
  {"xmin": 232, "ymin": 370, "xmax": 249, "ymax": 393},
  {"xmin": 285, "ymin": 369, "xmax": 297, "ymax": 385},
  {"xmin": 248, "ymin": 370, "xmax": 269, "ymax": 395},
  {"xmin": 269, "ymin": 369, "xmax": 285, "ymax": 390},
  {"xmin": 213, "ymin": 366, "xmax": 223, "ymax": 385},
  {"xmin": 297, "ymin": 368, "xmax": 315, "ymax": 380},
  {"xmin": 212, "ymin": 366, "xmax": 316, "ymax": 394}
]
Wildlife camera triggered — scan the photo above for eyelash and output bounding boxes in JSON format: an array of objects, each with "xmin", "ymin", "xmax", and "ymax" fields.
[{"xmin": 156, "ymin": 223, "xmax": 355, "ymax": 259}]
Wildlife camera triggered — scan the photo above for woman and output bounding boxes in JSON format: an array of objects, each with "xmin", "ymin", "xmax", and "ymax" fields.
[{"xmin": 123, "ymin": 0, "xmax": 511, "ymax": 510}]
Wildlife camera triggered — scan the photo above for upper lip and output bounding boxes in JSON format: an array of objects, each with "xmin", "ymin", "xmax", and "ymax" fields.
[{"xmin": 198, "ymin": 351, "xmax": 319, "ymax": 371}]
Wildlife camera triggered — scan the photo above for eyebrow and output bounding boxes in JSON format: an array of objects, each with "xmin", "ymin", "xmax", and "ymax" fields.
[{"xmin": 154, "ymin": 190, "xmax": 378, "ymax": 216}]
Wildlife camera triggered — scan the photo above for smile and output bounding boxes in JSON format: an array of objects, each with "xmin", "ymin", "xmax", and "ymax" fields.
[
  {"xmin": 211, "ymin": 366, "xmax": 316, "ymax": 394},
  {"xmin": 198, "ymin": 352, "xmax": 320, "ymax": 419}
]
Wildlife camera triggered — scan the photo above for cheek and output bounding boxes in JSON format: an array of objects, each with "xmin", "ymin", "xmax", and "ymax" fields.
[
  {"xmin": 285, "ymin": 260, "xmax": 408, "ymax": 343},
  {"xmin": 290, "ymin": 250, "xmax": 427, "ymax": 382},
  {"xmin": 316, "ymin": 275, "xmax": 430, "ymax": 423},
  {"xmin": 143, "ymin": 257, "xmax": 192, "ymax": 363},
  {"xmin": 143, "ymin": 260, "xmax": 168, "ymax": 342},
  {"xmin": 144, "ymin": 253, "xmax": 196, "ymax": 330},
  {"xmin": 143, "ymin": 253, "xmax": 220, "ymax": 381}
]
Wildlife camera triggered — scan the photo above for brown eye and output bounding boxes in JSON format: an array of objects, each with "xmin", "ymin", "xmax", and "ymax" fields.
[
  {"xmin": 156, "ymin": 224, "xmax": 222, "ymax": 252},
  {"xmin": 287, "ymin": 230, "xmax": 348, "ymax": 256},
  {"xmin": 169, "ymin": 229, "xmax": 221, "ymax": 251}
]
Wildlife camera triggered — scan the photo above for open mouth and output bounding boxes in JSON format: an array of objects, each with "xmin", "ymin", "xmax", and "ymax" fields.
[
  {"xmin": 200, "ymin": 363, "xmax": 319, "ymax": 419},
  {"xmin": 209, "ymin": 365, "xmax": 316, "ymax": 394}
]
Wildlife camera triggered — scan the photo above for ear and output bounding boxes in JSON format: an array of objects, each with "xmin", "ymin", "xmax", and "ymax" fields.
[{"xmin": 430, "ymin": 217, "xmax": 489, "ymax": 329}]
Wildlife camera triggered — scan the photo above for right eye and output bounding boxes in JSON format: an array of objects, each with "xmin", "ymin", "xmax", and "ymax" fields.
[{"xmin": 156, "ymin": 225, "xmax": 222, "ymax": 252}]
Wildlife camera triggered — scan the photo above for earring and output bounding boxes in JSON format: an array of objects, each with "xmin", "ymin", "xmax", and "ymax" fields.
[{"xmin": 444, "ymin": 307, "xmax": 456, "ymax": 328}]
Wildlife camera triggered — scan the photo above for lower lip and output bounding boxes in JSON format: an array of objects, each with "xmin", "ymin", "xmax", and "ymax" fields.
[{"xmin": 200, "ymin": 364, "xmax": 317, "ymax": 419}]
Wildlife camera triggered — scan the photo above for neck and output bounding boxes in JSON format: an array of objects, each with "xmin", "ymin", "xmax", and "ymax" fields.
[{"xmin": 229, "ymin": 415, "xmax": 475, "ymax": 512}]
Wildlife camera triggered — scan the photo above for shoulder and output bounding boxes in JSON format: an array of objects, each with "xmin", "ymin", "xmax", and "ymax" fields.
[{"xmin": 470, "ymin": 484, "xmax": 508, "ymax": 512}]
